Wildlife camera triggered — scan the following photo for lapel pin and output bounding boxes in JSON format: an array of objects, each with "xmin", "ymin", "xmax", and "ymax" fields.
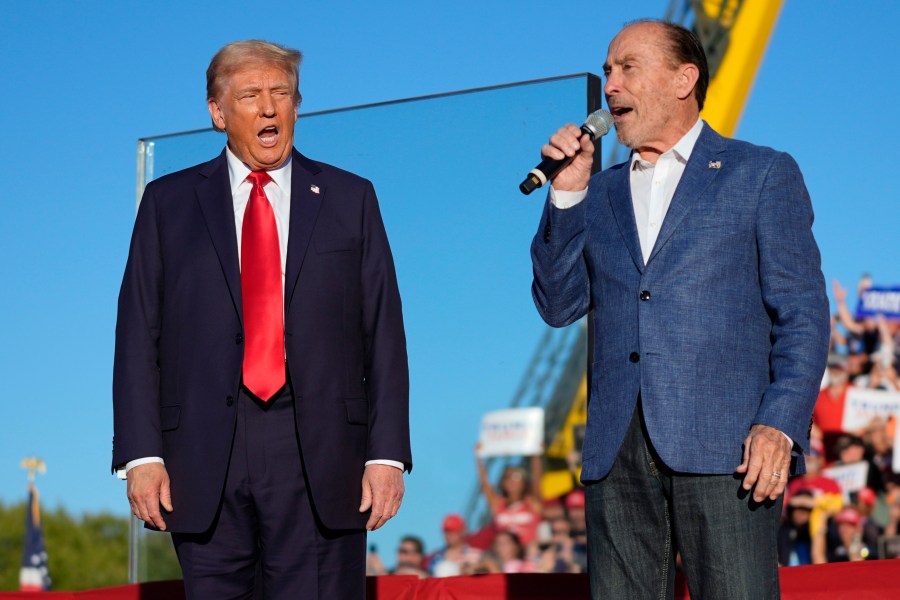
[
  {"xmin": 708, "ymin": 161, "xmax": 722, "ymax": 169},
  {"xmin": 310, "ymin": 184, "xmax": 320, "ymax": 194}
]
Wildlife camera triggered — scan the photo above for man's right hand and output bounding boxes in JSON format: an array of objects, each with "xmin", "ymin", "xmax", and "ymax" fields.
[
  {"xmin": 540, "ymin": 124, "xmax": 595, "ymax": 192},
  {"xmin": 127, "ymin": 462, "xmax": 173, "ymax": 531}
]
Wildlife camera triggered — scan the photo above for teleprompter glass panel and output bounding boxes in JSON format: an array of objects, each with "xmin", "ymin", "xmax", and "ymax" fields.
[{"xmin": 133, "ymin": 74, "xmax": 601, "ymax": 581}]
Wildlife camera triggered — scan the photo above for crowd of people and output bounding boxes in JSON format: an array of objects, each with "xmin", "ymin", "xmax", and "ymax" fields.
[
  {"xmin": 368, "ymin": 276, "xmax": 900, "ymax": 577},
  {"xmin": 779, "ymin": 277, "xmax": 900, "ymax": 565},
  {"xmin": 367, "ymin": 448, "xmax": 588, "ymax": 577}
]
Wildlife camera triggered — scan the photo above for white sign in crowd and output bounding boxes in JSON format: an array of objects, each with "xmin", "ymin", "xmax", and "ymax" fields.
[
  {"xmin": 822, "ymin": 462, "xmax": 870, "ymax": 502},
  {"xmin": 838, "ymin": 387, "xmax": 900, "ymax": 474},
  {"xmin": 478, "ymin": 407, "xmax": 545, "ymax": 457},
  {"xmin": 841, "ymin": 388, "xmax": 900, "ymax": 432}
]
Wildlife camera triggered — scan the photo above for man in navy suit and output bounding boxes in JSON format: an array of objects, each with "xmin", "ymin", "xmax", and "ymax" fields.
[
  {"xmin": 113, "ymin": 40, "xmax": 410, "ymax": 599},
  {"xmin": 531, "ymin": 21, "xmax": 829, "ymax": 599}
]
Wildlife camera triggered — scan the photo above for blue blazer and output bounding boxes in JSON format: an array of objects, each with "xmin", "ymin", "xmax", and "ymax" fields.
[
  {"xmin": 113, "ymin": 148, "xmax": 411, "ymax": 533},
  {"xmin": 531, "ymin": 124, "xmax": 829, "ymax": 481}
]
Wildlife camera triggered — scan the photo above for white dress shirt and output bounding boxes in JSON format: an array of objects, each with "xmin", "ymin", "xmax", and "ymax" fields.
[
  {"xmin": 549, "ymin": 119, "xmax": 793, "ymax": 449},
  {"xmin": 118, "ymin": 147, "xmax": 402, "ymax": 477},
  {"xmin": 551, "ymin": 118, "xmax": 703, "ymax": 264},
  {"xmin": 226, "ymin": 145, "xmax": 292, "ymax": 275}
]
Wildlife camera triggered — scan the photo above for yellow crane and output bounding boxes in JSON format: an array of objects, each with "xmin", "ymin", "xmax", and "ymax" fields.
[{"xmin": 697, "ymin": 0, "xmax": 785, "ymax": 136}]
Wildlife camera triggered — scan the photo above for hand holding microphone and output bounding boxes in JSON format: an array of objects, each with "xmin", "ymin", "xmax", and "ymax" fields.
[{"xmin": 519, "ymin": 109, "xmax": 613, "ymax": 195}]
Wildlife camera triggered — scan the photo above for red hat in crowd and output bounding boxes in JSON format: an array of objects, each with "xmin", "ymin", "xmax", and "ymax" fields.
[
  {"xmin": 835, "ymin": 507, "xmax": 861, "ymax": 526},
  {"xmin": 442, "ymin": 513, "xmax": 466, "ymax": 532},
  {"xmin": 858, "ymin": 487, "xmax": 877, "ymax": 507},
  {"xmin": 543, "ymin": 498, "xmax": 563, "ymax": 509},
  {"xmin": 565, "ymin": 490, "xmax": 585, "ymax": 510}
]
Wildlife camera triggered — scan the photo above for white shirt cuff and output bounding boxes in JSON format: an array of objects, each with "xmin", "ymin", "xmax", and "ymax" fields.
[
  {"xmin": 782, "ymin": 432, "xmax": 793, "ymax": 449},
  {"xmin": 116, "ymin": 457, "xmax": 165, "ymax": 480},
  {"xmin": 549, "ymin": 186, "xmax": 588, "ymax": 209},
  {"xmin": 117, "ymin": 457, "xmax": 402, "ymax": 480},
  {"xmin": 365, "ymin": 459, "xmax": 404, "ymax": 471}
]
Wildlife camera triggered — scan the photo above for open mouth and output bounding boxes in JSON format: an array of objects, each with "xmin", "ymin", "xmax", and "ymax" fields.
[
  {"xmin": 609, "ymin": 106, "xmax": 633, "ymax": 120},
  {"xmin": 258, "ymin": 125, "xmax": 279, "ymax": 146}
]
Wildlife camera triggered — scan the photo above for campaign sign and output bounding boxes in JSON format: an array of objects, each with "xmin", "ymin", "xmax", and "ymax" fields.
[
  {"xmin": 822, "ymin": 461, "xmax": 869, "ymax": 502},
  {"xmin": 479, "ymin": 407, "xmax": 545, "ymax": 457},
  {"xmin": 841, "ymin": 388, "xmax": 900, "ymax": 432},
  {"xmin": 856, "ymin": 286, "xmax": 900, "ymax": 319}
]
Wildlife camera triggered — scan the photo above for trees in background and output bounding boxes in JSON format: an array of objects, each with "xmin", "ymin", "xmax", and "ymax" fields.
[{"xmin": 0, "ymin": 501, "xmax": 180, "ymax": 591}]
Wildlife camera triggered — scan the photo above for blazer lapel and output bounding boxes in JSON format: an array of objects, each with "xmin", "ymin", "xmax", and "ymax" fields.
[
  {"xmin": 284, "ymin": 149, "xmax": 323, "ymax": 308},
  {"xmin": 646, "ymin": 123, "xmax": 726, "ymax": 265},
  {"xmin": 196, "ymin": 151, "xmax": 243, "ymax": 323},
  {"xmin": 607, "ymin": 163, "xmax": 644, "ymax": 273}
]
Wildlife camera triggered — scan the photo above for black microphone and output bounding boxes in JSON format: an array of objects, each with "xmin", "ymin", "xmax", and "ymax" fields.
[{"xmin": 519, "ymin": 109, "xmax": 613, "ymax": 195}]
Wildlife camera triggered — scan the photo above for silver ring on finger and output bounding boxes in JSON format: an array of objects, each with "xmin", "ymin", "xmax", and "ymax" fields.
[{"xmin": 772, "ymin": 471, "xmax": 782, "ymax": 479}]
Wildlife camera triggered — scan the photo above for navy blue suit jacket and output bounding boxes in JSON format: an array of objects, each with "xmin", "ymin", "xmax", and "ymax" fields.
[
  {"xmin": 113, "ymin": 148, "xmax": 411, "ymax": 533},
  {"xmin": 531, "ymin": 124, "xmax": 830, "ymax": 481}
]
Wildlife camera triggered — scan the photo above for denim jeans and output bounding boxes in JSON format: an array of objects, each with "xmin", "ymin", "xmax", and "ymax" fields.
[{"xmin": 584, "ymin": 402, "xmax": 782, "ymax": 600}]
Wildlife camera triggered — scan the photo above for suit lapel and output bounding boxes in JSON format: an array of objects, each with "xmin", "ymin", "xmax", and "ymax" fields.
[
  {"xmin": 607, "ymin": 163, "xmax": 644, "ymax": 273},
  {"xmin": 646, "ymin": 123, "xmax": 726, "ymax": 265},
  {"xmin": 196, "ymin": 151, "xmax": 244, "ymax": 322},
  {"xmin": 285, "ymin": 149, "xmax": 323, "ymax": 308}
]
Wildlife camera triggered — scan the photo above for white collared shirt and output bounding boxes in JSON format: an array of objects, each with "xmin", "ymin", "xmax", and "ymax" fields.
[
  {"xmin": 551, "ymin": 118, "xmax": 704, "ymax": 265},
  {"xmin": 225, "ymin": 145, "xmax": 292, "ymax": 277},
  {"xmin": 628, "ymin": 118, "xmax": 703, "ymax": 263}
]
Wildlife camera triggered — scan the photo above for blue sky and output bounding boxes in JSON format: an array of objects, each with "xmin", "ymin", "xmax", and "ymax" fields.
[{"xmin": 1, "ymin": 0, "xmax": 898, "ymax": 570}]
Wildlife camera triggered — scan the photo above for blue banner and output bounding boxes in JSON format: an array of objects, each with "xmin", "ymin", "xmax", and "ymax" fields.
[{"xmin": 856, "ymin": 286, "xmax": 900, "ymax": 319}]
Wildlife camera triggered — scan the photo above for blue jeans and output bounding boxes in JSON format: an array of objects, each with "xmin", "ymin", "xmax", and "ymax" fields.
[{"xmin": 585, "ymin": 402, "xmax": 781, "ymax": 599}]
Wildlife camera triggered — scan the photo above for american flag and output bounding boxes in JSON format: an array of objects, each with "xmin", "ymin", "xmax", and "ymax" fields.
[{"xmin": 19, "ymin": 485, "xmax": 51, "ymax": 592}]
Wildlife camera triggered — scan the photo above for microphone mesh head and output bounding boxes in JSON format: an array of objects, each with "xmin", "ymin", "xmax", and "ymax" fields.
[{"xmin": 582, "ymin": 109, "xmax": 613, "ymax": 139}]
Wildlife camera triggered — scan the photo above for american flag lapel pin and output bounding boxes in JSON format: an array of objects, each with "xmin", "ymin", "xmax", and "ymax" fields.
[
  {"xmin": 310, "ymin": 184, "xmax": 320, "ymax": 194},
  {"xmin": 708, "ymin": 160, "xmax": 722, "ymax": 169}
]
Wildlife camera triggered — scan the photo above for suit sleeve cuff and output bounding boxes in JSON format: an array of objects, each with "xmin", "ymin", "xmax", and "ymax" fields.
[
  {"xmin": 549, "ymin": 186, "xmax": 588, "ymax": 209},
  {"xmin": 116, "ymin": 456, "xmax": 165, "ymax": 480},
  {"xmin": 365, "ymin": 459, "xmax": 404, "ymax": 471}
]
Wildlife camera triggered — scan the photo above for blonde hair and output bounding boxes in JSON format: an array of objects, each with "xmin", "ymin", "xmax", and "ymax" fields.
[{"xmin": 206, "ymin": 40, "xmax": 302, "ymax": 103}]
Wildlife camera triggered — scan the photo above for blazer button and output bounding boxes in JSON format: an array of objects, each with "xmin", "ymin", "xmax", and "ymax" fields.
[
  {"xmin": 640, "ymin": 290, "xmax": 651, "ymax": 301},
  {"xmin": 226, "ymin": 395, "xmax": 234, "ymax": 407},
  {"xmin": 543, "ymin": 224, "xmax": 551, "ymax": 243},
  {"xmin": 629, "ymin": 352, "xmax": 640, "ymax": 363},
  {"xmin": 235, "ymin": 334, "xmax": 243, "ymax": 345}
]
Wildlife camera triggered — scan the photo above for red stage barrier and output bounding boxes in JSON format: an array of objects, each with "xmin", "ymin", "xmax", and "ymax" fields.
[{"xmin": 3, "ymin": 561, "xmax": 899, "ymax": 599}]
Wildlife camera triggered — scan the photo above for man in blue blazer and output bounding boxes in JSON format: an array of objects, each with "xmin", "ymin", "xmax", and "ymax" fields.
[
  {"xmin": 113, "ymin": 40, "xmax": 410, "ymax": 599},
  {"xmin": 531, "ymin": 21, "xmax": 829, "ymax": 599}
]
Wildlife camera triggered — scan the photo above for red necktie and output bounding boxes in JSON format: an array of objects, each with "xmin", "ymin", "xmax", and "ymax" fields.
[{"xmin": 241, "ymin": 171, "xmax": 285, "ymax": 401}]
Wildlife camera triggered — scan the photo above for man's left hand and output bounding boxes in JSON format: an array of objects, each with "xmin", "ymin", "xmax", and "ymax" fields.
[
  {"xmin": 735, "ymin": 424, "xmax": 792, "ymax": 502},
  {"xmin": 359, "ymin": 464, "xmax": 404, "ymax": 531}
]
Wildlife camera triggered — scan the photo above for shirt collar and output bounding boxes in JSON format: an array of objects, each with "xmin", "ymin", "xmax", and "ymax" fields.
[
  {"xmin": 631, "ymin": 118, "xmax": 704, "ymax": 170},
  {"xmin": 225, "ymin": 145, "xmax": 292, "ymax": 194}
]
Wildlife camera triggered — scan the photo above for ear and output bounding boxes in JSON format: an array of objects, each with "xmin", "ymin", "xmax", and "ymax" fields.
[
  {"xmin": 675, "ymin": 63, "xmax": 700, "ymax": 102},
  {"xmin": 208, "ymin": 98, "xmax": 227, "ymax": 131}
]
